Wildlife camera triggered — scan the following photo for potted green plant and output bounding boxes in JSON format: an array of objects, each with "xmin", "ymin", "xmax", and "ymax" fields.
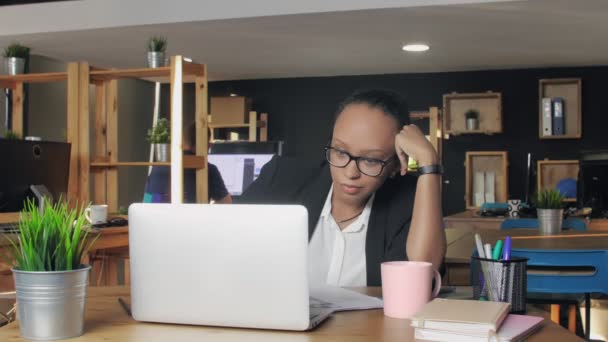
[
  {"xmin": 3, "ymin": 42, "xmax": 30, "ymax": 75},
  {"xmin": 147, "ymin": 118, "xmax": 171, "ymax": 162},
  {"xmin": 465, "ymin": 109, "xmax": 479, "ymax": 130},
  {"xmin": 4, "ymin": 130, "xmax": 20, "ymax": 140},
  {"xmin": 536, "ymin": 189, "xmax": 564, "ymax": 235},
  {"xmin": 3, "ymin": 199, "xmax": 97, "ymax": 340},
  {"xmin": 147, "ymin": 36, "xmax": 167, "ymax": 68}
]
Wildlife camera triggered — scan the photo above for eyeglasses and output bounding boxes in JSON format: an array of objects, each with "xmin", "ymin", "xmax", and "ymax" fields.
[{"xmin": 324, "ymin": 146, "xmax": 394, "ymax": 177}]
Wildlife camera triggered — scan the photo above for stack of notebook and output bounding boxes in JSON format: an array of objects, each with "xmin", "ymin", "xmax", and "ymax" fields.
[{"xmin": 411, "ymin": 299, "xmax": 544, "ymax": 342}]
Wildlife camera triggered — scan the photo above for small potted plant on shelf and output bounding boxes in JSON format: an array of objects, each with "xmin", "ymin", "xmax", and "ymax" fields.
[
  {"xmin": 536, "ymin": 189, "xmax": 565, "ymax": 235},
  {"xmin": 465, "ymin": 109, "xmax": 479, "ymax": 131},
  {"xmin": 147, "ymin": 36, "xmax": 167, "ymax": 68},
  {"xmin": 4, "ymin": 130, "xmax": 20, "ymax": 140},
  {"xmin": 3, "ymin": 42, "xmax": 30, "ymax": 75},
  {"xmin": 147, "ymin": 118, "xmax": 171, "ymax": 162},
  {"xmin": 2, "ymin": 199, "xmax": 97, "ymax": 340}
]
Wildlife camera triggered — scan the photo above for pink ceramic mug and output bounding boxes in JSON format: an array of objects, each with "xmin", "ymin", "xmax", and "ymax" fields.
[{"xmin": 381, "ymin": 261, "xmax": 441, "ymax": 319}]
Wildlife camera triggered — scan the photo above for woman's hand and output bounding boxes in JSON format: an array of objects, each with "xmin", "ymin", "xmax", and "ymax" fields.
[{"xmin": 394, "ymin": 125, "xmax": 438, "ymax": 176}]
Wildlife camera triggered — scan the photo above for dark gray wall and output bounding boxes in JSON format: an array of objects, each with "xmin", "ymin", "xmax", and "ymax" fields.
[{"xmin": 205, "ymin": 66, "xmax": 608, "ymax": 215}]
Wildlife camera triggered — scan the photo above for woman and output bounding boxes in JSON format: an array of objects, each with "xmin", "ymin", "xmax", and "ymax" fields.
[{"xmin": 238, "ymin": 89, "xmax": 446, "ymax": 286}]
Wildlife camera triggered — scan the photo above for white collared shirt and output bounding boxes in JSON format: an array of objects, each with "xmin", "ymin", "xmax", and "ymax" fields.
[{"xmin": 307, "ymin": 184, "xmax": 375, "ymax": 287}]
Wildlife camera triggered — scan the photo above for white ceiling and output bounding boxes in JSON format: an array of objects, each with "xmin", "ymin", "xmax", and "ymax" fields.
[{"xmin": 1, "ymin": 0, "xmax": 607, "ymax": 81}]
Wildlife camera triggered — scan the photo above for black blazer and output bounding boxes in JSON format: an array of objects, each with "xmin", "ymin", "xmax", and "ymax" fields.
[{"xmin": 237, "ymin": 156, "xmax": 418, "ymax": 286}]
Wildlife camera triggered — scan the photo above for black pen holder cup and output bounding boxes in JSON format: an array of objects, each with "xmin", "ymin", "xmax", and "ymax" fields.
[{"xmin": 471, "ymin": 256, "xmax": 528, "ymax": 314}]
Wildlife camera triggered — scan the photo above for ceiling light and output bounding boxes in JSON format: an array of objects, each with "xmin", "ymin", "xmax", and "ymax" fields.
[
  {"xmin": 229, "ymin": 93, "xmax": 238, "ymax": 97},
  {"xmin": 183, "ymin": 57, "xmax": 193, "ymax": 62},
  {"xmin": 402, "ymin": 44, "xmax": 430, "ymax": 52}
]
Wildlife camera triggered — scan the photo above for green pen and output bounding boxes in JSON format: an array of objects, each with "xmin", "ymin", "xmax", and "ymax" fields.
[{"xmin": 492, "ymin": 240, "xmax": 504, "ymax": 260}]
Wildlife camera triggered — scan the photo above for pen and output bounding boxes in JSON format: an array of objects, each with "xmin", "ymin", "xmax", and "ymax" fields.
[
  {"xmin": 503, "ymin": 236, "xmax": 512, "ymax": 261},
  {"xmin": 484, "ymin": 243, "xmax": 493, "ymax": 261},
  {"xmin": 492, "ymin": 240, "xmax": 503, "ymax": 260},
  {"xmin": 475, "ymin": 233, "xmax": 486, "ymax": 258}
]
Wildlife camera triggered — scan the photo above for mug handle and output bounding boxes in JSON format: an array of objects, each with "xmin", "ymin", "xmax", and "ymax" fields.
[
  {"xmin": 431, "ymin": 269, "xmax": 442, "ymax": 298},
  {"xmin": 84, "ymin": 207, "xmax": 92, "ymax": 224}
]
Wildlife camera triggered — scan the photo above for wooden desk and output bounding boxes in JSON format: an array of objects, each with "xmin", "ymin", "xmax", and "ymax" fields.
[
  {"xmin": 444, "ymin": 227, "xmax": 608, "ymax": 285},
  {"xmin": 0, "ymin": 286, "xmax": 582, "ymax": 341},
  {"xmin": 0, "ymin": 213, "xmax": 130, "ymax": 290},
  {"xmin": 445, "ymin": 210, "xmax": 608, "ymax": 231}
]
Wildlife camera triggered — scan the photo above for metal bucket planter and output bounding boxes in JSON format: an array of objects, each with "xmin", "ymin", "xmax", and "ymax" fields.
[
  {"xmin": 147, "ymin": 51, "xmax": 165, "ymax": 68},
  {"xmin": 13, "ymin": 265, "xmax": 91, "ymax": 340},
  {"xmin": 537, "ymin": 209, "xmax": 563, "ymax": 235},
  {"xmin": 466, "ymin": 118, "xmax": 479, "ymax": 130},
  {"xmin": 6, "ymin": 57, "xmax": 25, "ymax": 75},
  {"xmin": 155, "ymin": 143, "xmax": 170, "ymax": 162}
]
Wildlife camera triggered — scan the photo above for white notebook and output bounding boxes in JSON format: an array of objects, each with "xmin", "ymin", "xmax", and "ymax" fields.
[
  {"xmin": 411, "ymin": 298, "xmax": 511, "ymax": 336},
  {"xmin": 414, "ymin": 314, "xmax": 544, "ymax": 342}
]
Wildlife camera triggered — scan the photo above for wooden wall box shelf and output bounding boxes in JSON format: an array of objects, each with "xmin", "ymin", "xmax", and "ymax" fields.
[
  {"xmin": 537, "ymin": 159, "xmax": 579, "ymax": 202},
  {"xmin": 538, "ymin": 78, "xmax": 582, "ymax": 139},
  {"xmin": 464, "ymin": 151, "xmax": 509, "ymax": 209},
  {"xmin": 443, "ymin": 92, "xmax": 502, "ymax": 135}
]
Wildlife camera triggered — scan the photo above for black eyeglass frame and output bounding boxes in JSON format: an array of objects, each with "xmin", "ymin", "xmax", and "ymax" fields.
[{"xmin": 324, "ymin": 146, "xmax": 396, "ymax": 177}]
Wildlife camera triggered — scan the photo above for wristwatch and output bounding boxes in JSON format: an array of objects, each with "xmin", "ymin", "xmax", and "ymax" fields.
[{"xmin": 418, "ymin": 164, "xmax": 443, "ymax": 175}]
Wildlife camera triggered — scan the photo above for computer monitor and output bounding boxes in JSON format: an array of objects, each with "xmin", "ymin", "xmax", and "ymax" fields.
[
  {"xmin": 578, "ymin": 150, "xmax": 608, "ymax": 218},
  {"xmin": 0, "ymin": 139, "xmax": 71, "ymax": 212},
  {"xmin": 208, "ymin": 141, "xmax": 282, "ymax": 197}
]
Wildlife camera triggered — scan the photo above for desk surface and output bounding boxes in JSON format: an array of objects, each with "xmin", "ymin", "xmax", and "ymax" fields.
[
  {"xmin": 445, "ymin": 210, "xmax": 608, "ymax": 231},
  {"xmin": 0, "ymin": 286, "xmax": 581, "ymax": 341},
  {"xmin": 446, "ymin": 227, "xmax": 608, "ymax": 264},
  {"xmin": 0, "ymin": 212, "xmax": 128, "ymax": 249}
]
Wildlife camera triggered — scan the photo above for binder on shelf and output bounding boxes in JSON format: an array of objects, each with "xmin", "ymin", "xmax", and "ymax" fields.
[
  {"xmin": 474, "ymin": 172, "xmax": 486, "ymax": 207},
  {"xmin": 552, "ymin": 97, "xmax": 565, "ymax": 135},
  {"xmin": 485, "ymin": 172, "xmax": 496, "ymax": 203},
  {"xmin": 541, "ymin": 98, "xmax": 552, "ymax": 136}
]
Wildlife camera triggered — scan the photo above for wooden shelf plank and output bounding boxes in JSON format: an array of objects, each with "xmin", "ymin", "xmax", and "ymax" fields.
[
  {"xmin": 539, "ymin": 135, "xmax": 582, "ymax": 140},
  {"xmin": 90, "ymin": 155, "xmax": 205, "ymax": 169},
  {"xmin": 409, "ymin": 111, "xmax": 430, "ymax": 119},
  {"xmin": 209, "ymin": 120, "xmax": 266, "ymax": 129},
  {"xmin": 90, "ymin": 67, "xmax": 171, "ymax": 81},
  {"xmin": 90, "ymin": 62, "xmax": 205, "ymax": 83},
  {"xmin": 0, "ymin": 72, "xmax": 68, "ymax": 88}
]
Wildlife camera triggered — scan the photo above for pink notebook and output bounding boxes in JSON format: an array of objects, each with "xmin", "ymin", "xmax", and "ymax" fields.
[{"xmin": 414, "ymin": 314, "xmax": 544, "ymax": 342}]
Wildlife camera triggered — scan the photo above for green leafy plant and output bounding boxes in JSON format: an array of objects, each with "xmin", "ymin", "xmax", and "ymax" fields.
[
  {"xmin": 3, "ymin": 199, "xmax": 98, "ymax": 272},
  {"xmin": 536, "ymin": 189, "xmax": 564, "ymax": 209},
  {"xmin": 3, "ymin": 43, "xmax": 30, "ymax": 58},
  {"xmin": 146, "ymin": 118, "xmax": 170, "ymax": 144},
  {"xmin": 4, "ymin": 130, "xmax": 20, "ymax": 140},
  {"xmin": 465, "ymin": 109, "xmax": 479, "ymax": 120},
  {"xmin": 147, "ymin": 36, "xmax": 167, "ymax": 52}
]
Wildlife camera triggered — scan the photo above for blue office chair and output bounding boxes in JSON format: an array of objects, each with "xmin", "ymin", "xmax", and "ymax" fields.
[
  {"xmin": 511, "ymin": 248, "xmax": 608, "ymax": 340},
  {"xmin": 500, "ymin": 218, "xmax": 587, "ymax": 231}
]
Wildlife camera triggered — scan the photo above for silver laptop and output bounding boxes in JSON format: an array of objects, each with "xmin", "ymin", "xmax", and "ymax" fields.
[{"xmin": 128, "ymin": 203, "xmax": 333, "ymax": 331}]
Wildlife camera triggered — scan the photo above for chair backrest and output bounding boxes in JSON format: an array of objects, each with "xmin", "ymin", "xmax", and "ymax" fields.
[
  {"xmin": 510, "ymin": 248, "xmax": 608, "ymax": 295},
  {"xmin": 501, "ymin": 218, "xmax": 538, "ymax": 229},
  {"xmin": 500, "ymin": 218, "xmax": 587, "ymax": 231}
]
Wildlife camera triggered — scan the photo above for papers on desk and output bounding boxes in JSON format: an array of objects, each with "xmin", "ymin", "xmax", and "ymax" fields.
[{"xmin": 309, "ymin": 286, "xmax": 383, "ymax": 312}]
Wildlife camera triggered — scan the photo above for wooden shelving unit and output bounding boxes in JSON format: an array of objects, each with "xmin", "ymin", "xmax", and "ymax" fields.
[
  {"xmin": 538, "ymin": 78, "xmax": 582, "ymax": 139},
  {"xmin": 86, "ymin": 56, "xmax": 209, "ymax": 211},
  {"xmin": 537, "ymin": 159, "xmax": 579, "ymax": 202},
  {"xmin": 209, "ymin": 112, "xmax": 268, "ymax": 142},
  {"xmin": 464, "ymin": 151, "xmax": 509, "ymax": 209},
  {"xmin": 443, "ymin": 92, "xmax": 502, "ymax": 135}
]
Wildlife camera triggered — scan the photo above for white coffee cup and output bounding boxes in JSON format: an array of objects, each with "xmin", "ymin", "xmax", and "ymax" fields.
[{"xmin": 85, "ymin": 204, "xmax": 108, "ymax": 225}]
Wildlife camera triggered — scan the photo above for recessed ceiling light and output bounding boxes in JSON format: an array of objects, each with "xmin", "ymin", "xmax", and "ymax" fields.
[{"xmin": 402, "ymin": 44, "xmax": 430, "ymax": 52}]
